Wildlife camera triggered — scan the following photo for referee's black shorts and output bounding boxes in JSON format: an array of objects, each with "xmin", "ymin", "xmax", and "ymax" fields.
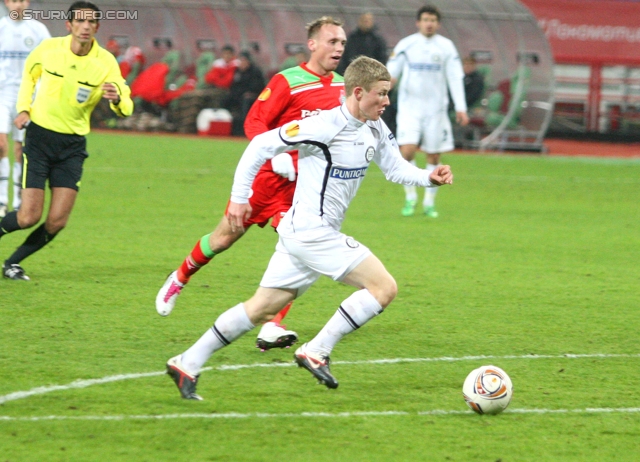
[{"xmin": 23, "ymin": 121, "xmax": 88, "ymax": 191}]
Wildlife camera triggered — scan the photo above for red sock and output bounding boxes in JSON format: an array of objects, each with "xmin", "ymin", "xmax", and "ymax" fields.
[
  {"xmin": 271, "ymin": 302, "xmax": 293, "ymax": 325},
  {"xmin": 176, "ymin": 239, "xmax": 213, "ymax": 283}
]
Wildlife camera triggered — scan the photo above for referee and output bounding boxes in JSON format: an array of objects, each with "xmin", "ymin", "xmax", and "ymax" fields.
[{"xmin": 0, "ymin": 1, "xmax": 133, "ymax": 280}]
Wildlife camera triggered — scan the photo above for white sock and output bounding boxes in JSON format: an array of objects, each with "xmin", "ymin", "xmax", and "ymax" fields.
[
  {"xmin": 307, "ymin": 289, "xmax": 383, "ymax": 356},
  {"xmin": 0, "ymin": 157, "xmax": 9, "ymax": 205},
  {"xmin": 404, "ymin": 160, "xmax": 418, "ymax": 201},
  {"xmin": 181, "ymin": 303, "xmax": 255, "ymax": 373},
  {"xmin": 423, "ymin": 163, "xmax": 439, "ymax": 207},
  {"xmin": 12, "ymin": 163, "xmax": 22, "ymax": 209}
]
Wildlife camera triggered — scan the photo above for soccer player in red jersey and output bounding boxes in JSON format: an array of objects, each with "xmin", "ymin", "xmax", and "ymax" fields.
[{"xmin": 156, "ymin": 16, "xmax": 347, "ymax": 351}]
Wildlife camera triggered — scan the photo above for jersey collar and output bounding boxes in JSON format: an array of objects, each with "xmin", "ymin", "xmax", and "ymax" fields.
[
  {"xmin": 64, "ymin": 34, "xmax": 100, "ymax": 58},
  {"xmin": 301, "ymin": 62, "xmax": 334, "ymax": 82}
]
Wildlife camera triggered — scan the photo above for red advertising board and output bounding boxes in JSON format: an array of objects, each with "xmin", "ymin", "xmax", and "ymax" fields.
[{"xmin": 520, "ymin": 0, "xmax": 640, "ymax": 65}]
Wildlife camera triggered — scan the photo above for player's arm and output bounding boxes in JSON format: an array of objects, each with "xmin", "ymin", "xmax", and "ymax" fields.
[
  {"xmin": 373, "ymin": 121, "xmax": 452, "ymax": 187},
  {"xmin": 446, "ymin": 46, "xmax": 468, "ymax": 126},
  {"xmin": 243, "ymin": 73, "xmax": 290, "ymax": 139},
  {"xmin": 386, "ymin": 45, "xmax": 406, "ymax": 89},
  {"xmin": 15, "ymin": 41, "xmax": 46, "ymax": 127},
  {"xmin": 103, "ymin": 55, "xmax": 134, "ymax": 117}
]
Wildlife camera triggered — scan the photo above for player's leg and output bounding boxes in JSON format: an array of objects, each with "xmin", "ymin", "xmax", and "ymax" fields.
[
  {"xmin": 3, "ymin": 187, "xmax": 76, "ymax": 279},
  {"xmin": 156, "ymin": 215, "xmax": 245, "ymax": 316},
  {"xmin": 167, "ymin": 243, "xmax": 310, "ymax": 399},
  {"xmin": 0, "ymin": 127, "xmax": 10, "ymax": 218},
  {"xmin": 277, "ymin": 230, "xmax": 383, "ymax": 388},
  {"xmin": 396, "ymin": 113, "xmax": 423, "ymax": 216},
  {"xmin": 302, "ymin": 253, "xmax": 393, "ymax": 362},
  {"xmin": 167, "ymin": 287, "xmax": 295, "ymax": 400},
  {"xmin": 0, "ymin": 187, "xmax": 46, "ymax": 280},
  {"xmin": 295, "ymin": 253, "xmax": 394, "ymax": 389},
  {"xmin": 12, "ymin": 138, "xmax": 24, "ymax": 211},
  {"xmin": 254, "ymin": 184, "xmax": 299, "ymax": 350},
  {"xmin": 0, "ymin": 125, "xmax": 53, "ymax": 280},
  {"xmin": 3, "ymin": 128, "xmax": 86, "ymax": 280},
  {"xmin": 422, "ymin": 112, "xmax": 454, "ymax": 217}
]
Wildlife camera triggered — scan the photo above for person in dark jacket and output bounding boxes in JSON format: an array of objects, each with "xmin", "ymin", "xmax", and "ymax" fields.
[
  {"xmin": 462, "ymin": 56, "xmax": 485, "ymax": 108},
  {"xmin": 223, "ymin": 51, "xmax": 266, "ymax": 136},
  {"xmin": 337, "ymin": 13, "xmax": 387, "ymax": 75}
]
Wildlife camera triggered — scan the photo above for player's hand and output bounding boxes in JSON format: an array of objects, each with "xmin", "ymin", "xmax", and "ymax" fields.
[
  {"xmin": 227, "ymin": 201, "xmax": 252, "ymax": 234},
  {"xmin": 14, "ymin": 111, "xmax": 30, "ymax": 129},
  {"xmin": 102, "ymin": 83, "xmax": 121, "ymax": 104},
  {"xmin": 271, "ymin": 153, "xmax": 296, "ymax": 181},
  {"xmin": 456, "ymin": 111, "xmax": 469, "ymax": 127},
  {"xmin": 429, "ymin": 165, "xmax": 453, "ymax": 186}
]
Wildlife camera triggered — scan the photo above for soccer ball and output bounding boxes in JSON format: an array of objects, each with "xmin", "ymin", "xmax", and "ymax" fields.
[{"xmin": 462, "ymin": 365, "xmax": 513, "ymax": 415}]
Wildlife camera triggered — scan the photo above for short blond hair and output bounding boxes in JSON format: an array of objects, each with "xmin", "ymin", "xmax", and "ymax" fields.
[
  {"xmin": 306, "ymin": 16, "xmax": 344, "ymax": 39},
  {"xmin": 344, "ymin": 56, "xmax": 391, "ymax": 95}
]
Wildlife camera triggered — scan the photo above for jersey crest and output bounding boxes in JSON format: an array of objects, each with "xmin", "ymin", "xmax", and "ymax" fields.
[
  {"xmin": 258, "ymin": 88, "xmax": 271, "ymax": 101},
  {"xmin": 284, "ymin": 122, "xmax": 299, "ymax": 138}
]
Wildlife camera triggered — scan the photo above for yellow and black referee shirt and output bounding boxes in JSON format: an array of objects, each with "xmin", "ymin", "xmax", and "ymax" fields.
[{"xmin": 17, "ymin": 34, "xmax": 133, "ymax": 136}]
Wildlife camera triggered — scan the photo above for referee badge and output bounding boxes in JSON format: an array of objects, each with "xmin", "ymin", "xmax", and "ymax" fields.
[{"xmin": 76, "ymin": 87, "xmax": 91, "ymax": 103}]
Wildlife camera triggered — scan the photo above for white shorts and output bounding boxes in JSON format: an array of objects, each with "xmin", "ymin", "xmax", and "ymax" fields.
[
  {"xmin": 0, "ymin": 100, "xmax": 24, "ymax": 142},
  {"xmin": 259, "ymin": 227, "xmax": 372, "ymax": 295},
  {"xmin": 396, "ymin": 110, "xmax": 453, "ymax": 154}
]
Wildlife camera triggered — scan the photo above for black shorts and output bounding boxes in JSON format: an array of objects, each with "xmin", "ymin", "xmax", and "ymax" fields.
[{"xmin": 23, "ymin": 121, "xmax": 88, "ymax": 191}]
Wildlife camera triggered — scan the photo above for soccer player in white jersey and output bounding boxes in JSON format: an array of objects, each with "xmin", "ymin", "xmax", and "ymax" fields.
[
  {"xmin": 165, "ymin": 56, "xmax": 454, "ymax": 399},
  {"xmin": 0, "ymin": 0, "xmax": 50, "ymax": 217},
  {"xmin": 387, "ymin": 5, "xmax": 468, "ymax": 218}
]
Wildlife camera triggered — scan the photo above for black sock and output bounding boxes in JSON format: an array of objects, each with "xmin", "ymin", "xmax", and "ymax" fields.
[
  {"xmin": 0, "ymin": 211, "xmax": 21, "ymax": 238},
  {"xmin": 5, "ymin": 224, "xmax": 58, "ymax": 265}
]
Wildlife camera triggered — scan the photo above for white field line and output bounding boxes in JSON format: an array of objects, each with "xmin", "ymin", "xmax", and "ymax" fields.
[
  {"xmin": 2, "ymin": 407, "xmax": 640, "ymax": 422},
  {"xmin": 1, "ymin": 353, "xmax": 639, "ymax": 405}
]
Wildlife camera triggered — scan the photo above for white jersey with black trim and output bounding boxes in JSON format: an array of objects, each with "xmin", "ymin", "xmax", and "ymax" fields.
[
  {"xmin": 231, "ymin": 103, "xmax": 434, "ymax": 233},
  {"xmin": 387, "ymin": 33, "xmax": 466, "ymax": 116},
  {"xmin": 0, "ymin": 16, "xmax": 50, "ymax": 101}
]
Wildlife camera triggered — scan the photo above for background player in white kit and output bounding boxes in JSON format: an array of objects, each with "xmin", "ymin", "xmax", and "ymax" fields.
[
  {"xmin": 387, "ymin": 5, "xmax": 468, "ymax": 218},
  {"xmin": 165, "ymin": 56, "xmax": 454, "ymax": 399},
  {"xmin": 0, "ymin": 0, "xmax": 50, "ymax": 217}
]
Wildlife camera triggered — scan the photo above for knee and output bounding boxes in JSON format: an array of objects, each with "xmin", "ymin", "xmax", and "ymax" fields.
[
  {"xmin": 45, "ymin": 217, "xmax": 67, "ymax": 234},
  {"xmin": 17, "ymin": 209, "xmax": 41, "ymax": 229},
  {"xmin": 372, "ymin": 275, "xmax": 398, "ymax": 309},
  {"xmin": 210, "ymin": 229, "xmax": 242, "ymax": 253}
]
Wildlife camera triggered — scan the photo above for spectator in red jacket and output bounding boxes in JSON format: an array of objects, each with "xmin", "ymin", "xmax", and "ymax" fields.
[{"xmin": 204, "ymin": 45, "xmax": 239, "ymax": 89}]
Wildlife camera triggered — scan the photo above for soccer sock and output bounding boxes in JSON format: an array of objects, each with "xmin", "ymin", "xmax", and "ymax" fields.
[
  {"xmin": 0, "ymin": 210, "xmax": 21, "ymax": 238},
  {"xmin": 404, "ymin": 159, "xmax": 418, "ymax": 202},
  {"xmin": 176, "ymin": 233, "xmax": 215, "ymax": 284},
  {"xmin": 306, "ymin": 289, "xmax": 383, "ymax": 356},
  {"xmin": 423, "ymin": 163, "xmax": 440, "ymax": 207},
  {"xmin": 271, "ymin": 301, "xmax": 293, "ymax": 325},
  {"xmin": 12, "ymin": 163, "xmax": 22, "ymax": 209},
  {"xmin": 5, "ymin": 223, "xmax": 58, "ymax": 265},
  {"xmin": 0, "ymin": 157, "xmax": 9, "ymax": 205},
  {"xmin": 181, "ymin": 303, "xmax": 255, "ymax": 374}
]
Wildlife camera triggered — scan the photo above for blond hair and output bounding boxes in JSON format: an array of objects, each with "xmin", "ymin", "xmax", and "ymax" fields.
[
  {"xmin": 344, "ymin": 56, "xmax": 391, "ymax": 95},
  {"xmin": 306, "ymin": 16, "xmax": 344, "ymax": 39}
]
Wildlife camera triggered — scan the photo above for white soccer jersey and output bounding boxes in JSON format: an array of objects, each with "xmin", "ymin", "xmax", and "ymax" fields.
[
  {"xmin": 231, "ymin": 104, "xmax": 434, "ymax": 234},
  {"xmin": 387, "ymin": 33, "xmax": 466, "ymax": 116},
  {"xmin": 0, "ymin": 16, "xmax": 50, "ymax": 101}
]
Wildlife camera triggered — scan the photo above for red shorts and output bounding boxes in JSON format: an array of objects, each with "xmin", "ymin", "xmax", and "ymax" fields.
[{"xmin": 226, "ymin": 168, "xmax": 296, "ymax": 229}]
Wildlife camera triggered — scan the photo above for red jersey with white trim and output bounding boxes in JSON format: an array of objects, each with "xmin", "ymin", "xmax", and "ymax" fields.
[{"xmin": 244, "ymin": 62, "xmax": 345, "ymax": 170}]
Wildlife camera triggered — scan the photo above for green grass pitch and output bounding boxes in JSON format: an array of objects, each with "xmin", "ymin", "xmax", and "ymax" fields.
[{"xmin": 1, "ymin": 132, "xmax": 639, "ymax": 461}]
